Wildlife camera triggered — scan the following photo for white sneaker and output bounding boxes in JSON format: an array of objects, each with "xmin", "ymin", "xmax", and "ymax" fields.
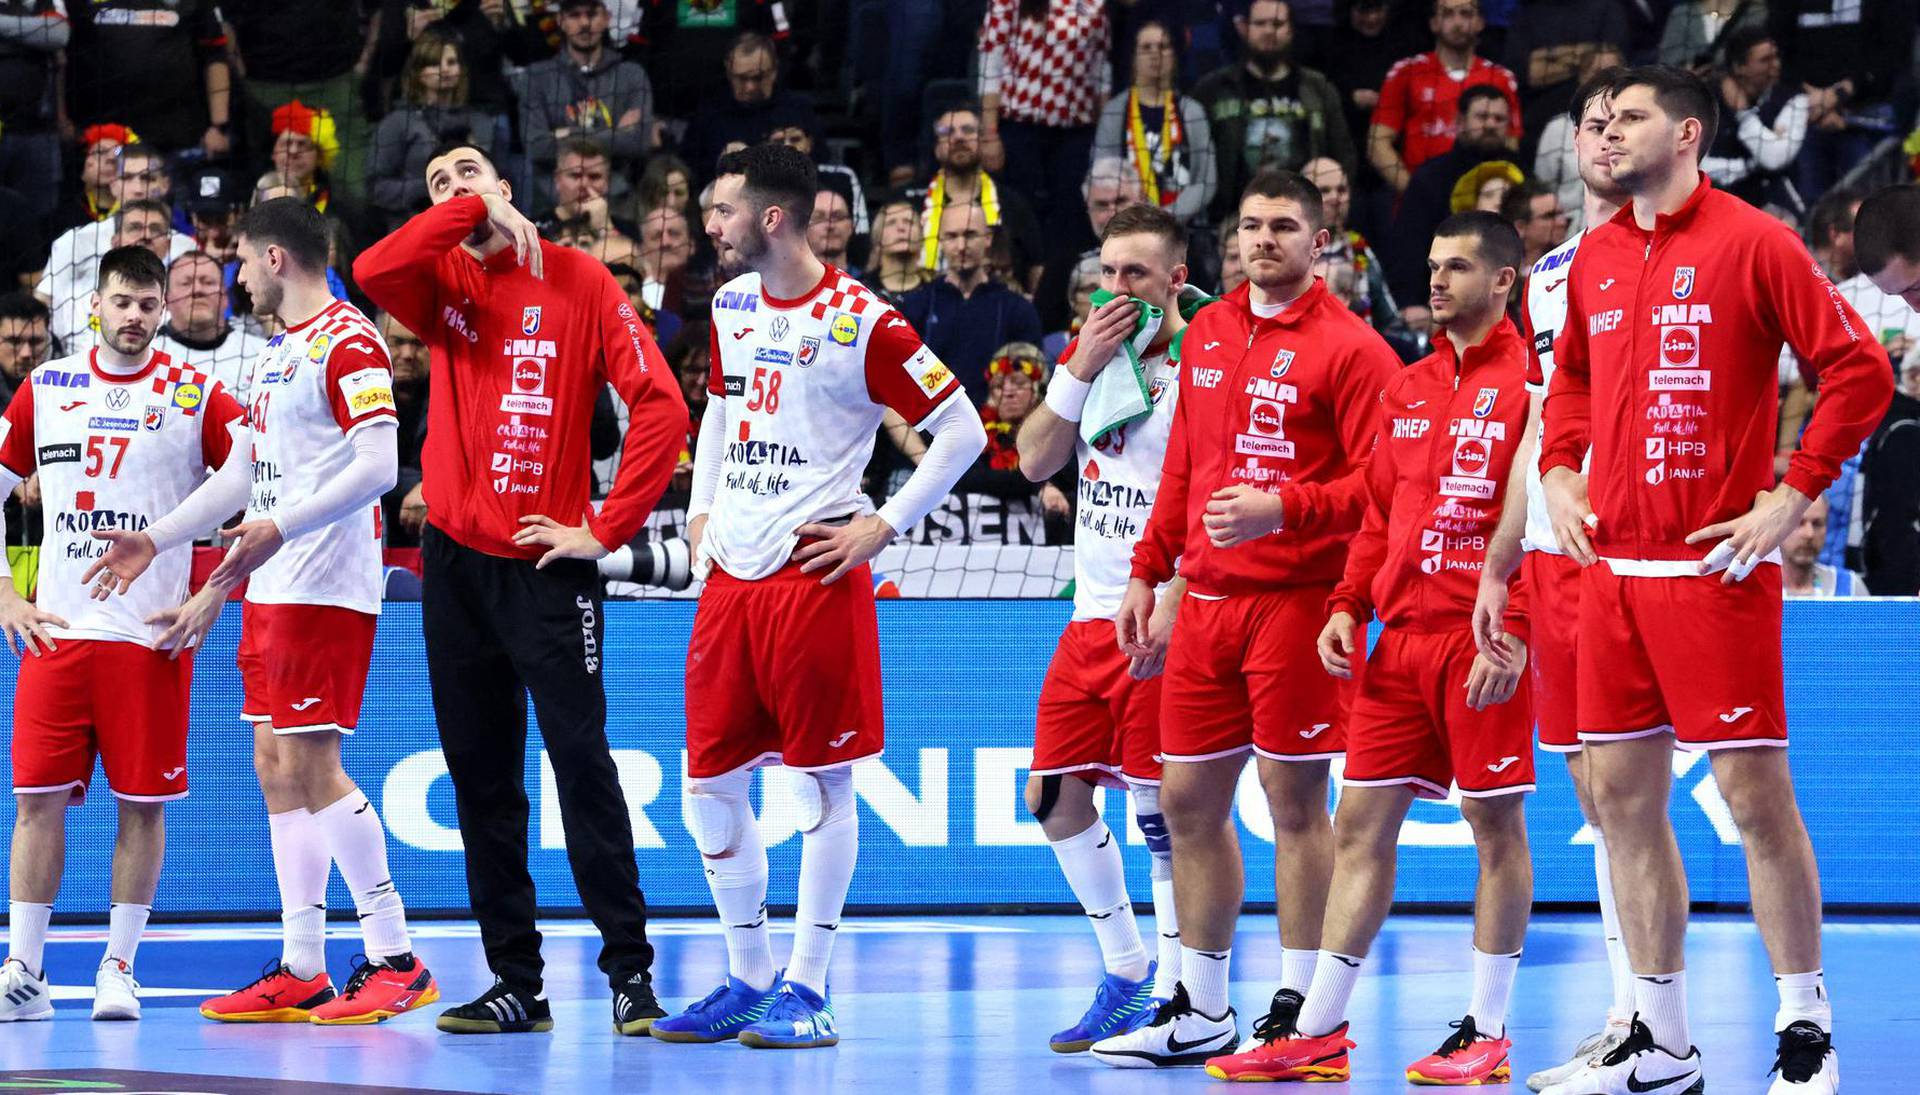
[
  {"xmin": 1541, "ymin": 1018, "xmax": 1703, "ymax": 1095},
  {"xmin": 0, "ymin": 958, "xmax": 52, "ymax": 1021},
  {"xmin": 1528, "ymin": 1017, "xmax": 1632, "ymax": 1090},
  {"xmin": 92, "ymin": 958, "xmax": 140, "ymax": 1021},
  {"xmin": 1089, "ymin": 984, "xmax": 1236, "ymax": 1068},
  {"xmin": 1767, "ymin": 1021, "xmax": 1838, "ymax": 1093}
]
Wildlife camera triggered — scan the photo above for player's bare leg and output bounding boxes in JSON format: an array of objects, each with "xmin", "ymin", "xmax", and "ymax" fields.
[
  {"xmin": 1463, "ymin": 793, "xmax": 1531, "ymax": 960},
  {"xmin": 0, "ymin": 792, "xmax": 65, "ymax": 1020},
  {"xmin": 1257, "ymin": 756, "xmax": 1333, "ymax": 1000}
]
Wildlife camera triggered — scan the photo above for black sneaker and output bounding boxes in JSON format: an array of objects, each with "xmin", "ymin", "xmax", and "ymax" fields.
[
  {"xmin": 436, "ymin": 976, "xmax": 554, "ymax": 1034},
  {"xmin": 1245, "ymin": 987, "xmax": 1306, "ymax": 1047},
  {"xmin": 612, "ymin": 972, "xmax": 667, "ymax": 1035}
]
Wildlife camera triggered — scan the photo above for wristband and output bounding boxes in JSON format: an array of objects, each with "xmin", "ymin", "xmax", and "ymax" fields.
[{"xmin": 1045, "ymin": 370, "xmax": 1092, "ymax": 422}]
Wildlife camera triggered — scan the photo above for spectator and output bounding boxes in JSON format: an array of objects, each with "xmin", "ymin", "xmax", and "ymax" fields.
[
  {"xmin": 369, "ymin": 29, "xmax": 500, "ymax": 231},
  {"xmin": 65, "ymin": 0, "xmax": 233, "ymax": 155},
  {"xmin": 639, "ymin": 154, "xmax": 695, "ymax": 224},
  {"xmin": 1783, "ymin": 495, "xmax": 1865, "ymax": 597},
  {"xmin": 379, "ymin": 309, "xmax": 432, "ymax": 546},
  {"xmin": 1770, "ymin": 0, "xmax": 1914, "ymax": 203},
  {"xmin": 270, "ymin": 100, "xmax": 343, "ymax": 214},
  {"xmin": 1217, "ymin": 217, "xmax": 1246, "ymax": 294},
  {"xmin": 631, "ymin": 0, "xmax": 788, "ymax": 120},
  {"xmin": 864, "ymin": 196, "xmax": 931, "ymax": 306},
  {"xmin": 1859, "ymin": 349, "xmax": 1920, "ymax": 595},
  {"xmin": 661, "ymin": 318, "xmax": 711, "ymax": 497},
  {"xmin": 0, "ymin": 1, "xmax": 66, "ymax": 222},
  {"xmin": 1302, "ymin": 156, "xmax": 1402, "ymax": 331},
  {"xmin": 1192, "ymin": 0, "xmax": 1353, "ymax": 225},
  {"xmin": 807, "ymin": 187, "xmax": 859, "ymax": 275},
  {"xmin": 226, "ymin": 1, "xmax": 378, "ymax": 198},
  {"xmin": 179, "ymin": 163, "xmax": 246, "ymax": 264},
  {"xmin": 1092, "ymin": 20, "xmax": 1217, "ymax": 227},
  {"xmin": 519, "ymin": 0, "xmax": 657, "ymax": 197},
  {"xmin": 1458, "ymin": 159, "xmax": 1524, "ymax": 212},
  {"xmin": 1322, "ymin": 0, "xmax": 1431, "ymax": 161},
  {"xmin": 1386, "ymin": 84, "xmax": 1516, "ymax": 311},
  {"xmin": 766, "ymin": 122, "xmax": 870, "ymax": 239},
  {"xmin": 1530, "ymin": 45, "xmax": 1625, "ymax": 229},
  {"xmin": 1659, "ymin": 0, "xmax": 1769, "ymax": 70},
  {"xmin": 637, "ymin": 203, "xmax": 694, "ymax": 315},
  {"xmin": 1042, "ymin": 252, "xmax": 1102, "ymax": 364},
  {"xmin": 57, "ymin": 124, "xmax": 135, "ymax": 233},
  {"xmin": 918, "ymin": 104, "xmax": 1044, "ymax": 288},
  {"xmin": 0, "ymin": 291, "xmax": 51, "ymax": 401},
  {"xmin": 153, "ymin": 250, "xmax": 270, "ymax": 406},
  {"xmin": 678, "ymin": 32, "xmax": 814, "ymax": 185},
  {"xmin": 956, "ymin": 343, "xmax": 1067, "ymax": 517},
  {"xmin": 1034, "ymin": 156, "xmax": 1146, "ymax": 332},
  {"xmin": 1503, "ymin": 0, "xmax": 1629, "ymax": 142},
  {"xmin": 372, "ymin": 0, "xmax": 552, "ymax": 117},
  {"xmin": 1702, "ymin": 26, "xmax": 1809, "ymax": 218},
  {"xmin": 1368, "ymin": 0, "xmax": 1522, "ymax": 195},
  {"xmin": 40, "ymin": 144, "xmax": 187, "ymax": 293},
  {"xmin": 538, "ymin": 139, "xmax": 638, "ymax": 246},
  {"xmin": 41, "ymin": 192, "xmax": 195, "ymax": 351},
  {"xmin": 898, "ymin": 201, "xmax": 1045, "ymax": 407},
  {"xmin": 1807, "ymin": 185, "xmax": 1862, "ymax": 281},
  {"xmin": 1501, "ymin": 177, "xmax": 1567, "ymax": 270},
  {"xmin": 555, "ymin": 213, "xmax": 639, "ymax": 270},
  {"xmin": 977, "ymin": 0, "xmax": 1112, "ymax": 230}
]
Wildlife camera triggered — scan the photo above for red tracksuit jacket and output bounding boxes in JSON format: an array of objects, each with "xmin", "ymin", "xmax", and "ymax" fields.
[
  {"xmin": 353, "ymin": 195, "xmax": 687, "ymax": 559},
  {"xmin": 1329, "ymin": 319, "xmax": 1532, "ymax": 643},
  {"xmin": 1541, "ymin": 176, "xmax": 1893, "ymax": 563},
  {"xmin": 1130, "ymin": 278, "xmax": 1401, "ymax": 596}
]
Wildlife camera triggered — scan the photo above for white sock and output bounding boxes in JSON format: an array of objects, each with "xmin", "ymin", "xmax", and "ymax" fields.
[
  {"xmin": 1467, "ymin": 948, "xmax": 1521, "ymax": 1035},
  {"xmin": 1050, "ymin": 819, "xmax": 1149, "ymax": 981},
  {"xmin": 1594, "ymin": 832, "xmax": 1633, "ymax": 1023},
  {"xmin": 699, "ymin": 790, "xmax": 775, "ymax": 992},
  {"xmin": 312, "ymin": 790, "xmax": 411, "ymax": 962},
  {"xmin": 1281, "ymin": 947, "xmax": 1318, "ymax": 995},
  {"xmin": 1295, "ymin": 951, "xmax": 1365, "ymax": 1036},
  {"xmin": 7, "ymin": 901, "xmax": 52, "ymax": 977},
  {"xmin": 1181, "ymin": 945, "xmax": 1231, "ymax": 1018},
  {"xmin": 786, "ymin": 769, "xmax": 858, "ymax": 996},
  {"xmin": 105, "ymin": 902, "xmax": 150, "ymax": 967},
  {"xmin": 1149, "ymin": 854, "xmax": 1179, "ymax": 1000},
  {"xmin": 267, "ymin": 807, "xmax": 330, "ymax": 979},
  {"xmin": 1774, "ymin": 969, "xmax": 1831, "ymax": 1033},
  {"xmin": 1634, "ymin": 970, "xmax": 1691, "ymax": 1055}
]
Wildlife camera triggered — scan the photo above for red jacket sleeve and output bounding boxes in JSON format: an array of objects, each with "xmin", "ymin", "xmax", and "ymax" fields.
[
  {"xmin": 198, "ymin": 382, "xmax": 246, "ymax": 469},
  {"xmin": 1762, "ymin": 230, "xmax": 1897, "ymax": 499},
  {"xmin": 1326, "ymin": 408, "xmax": 1393, "ymax": 621},
  {"xmin": 587, "ymin": 269, "xmax": 689, "ymax": 551},
  {"xmin": 1130, "ymin": 366, "xmax": 1191, "ymax": 586},
  {"xmin": 1279, "ymin": 334, "xmax": 1395, "ymax": 535},
  {"xmin": 0, "ymin": 377, "xmax": 33, "ymax": 479},
  {"xmin": 1540, "ymin": 261, "xmax": 1592, "ymax": 476},
  {"xmin": 351, "ymin": 195, "xmax": 490, "ymax": 341},
  {"xmin": 1371, "ymin": 59, "xmax": 1411, "ymax": 135},
  {"xmin": 1501, "ymin": 561, "xmax": 1531, "ymax": 647}
]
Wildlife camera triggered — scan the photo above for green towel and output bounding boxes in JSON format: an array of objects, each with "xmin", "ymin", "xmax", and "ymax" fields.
[{"xmin": 1079, "ymin": 286, "xmax": 1215, "ymax": 447}]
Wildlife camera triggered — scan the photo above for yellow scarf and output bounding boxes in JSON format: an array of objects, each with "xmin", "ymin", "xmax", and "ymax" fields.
[
  {"xmin": 921, "ymin": 170, "xmax": 1001, "ymax": 270},
  {"xmin": 1126, "ymin": 88, "xmax": 1181, "ymax": 207}
]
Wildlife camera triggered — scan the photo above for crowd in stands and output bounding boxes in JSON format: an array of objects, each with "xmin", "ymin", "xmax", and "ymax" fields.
[{"xmin": 3, "ymin": 0, "xmax": 1919, "ymax": 594}]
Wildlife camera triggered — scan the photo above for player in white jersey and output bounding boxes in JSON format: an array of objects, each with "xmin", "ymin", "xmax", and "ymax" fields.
[
  {"xmin": 0, "ymin": 247, "xmax": 246, "ymax": 1023},
  {"xmin": 1011, "ymin": 203, "xmax": 1201, "ymax": 1052},
  {"xmin": 651, "ymin": 143, "xmax": 985, "ymax": 1050},
  {"xmin": 1468, "ymin": 68, "xmax": 1635, "ymax": 1091},
  {"xmin": 87, "ymin": 199, "xmax": 438, "ymax": 1027}
]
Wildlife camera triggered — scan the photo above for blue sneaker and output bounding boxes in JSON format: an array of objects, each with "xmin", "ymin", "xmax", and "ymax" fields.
[
  {"xmin": 1050, "ymin": 962, "xmax": 1158, "ymax": 1053},
  {"xmin": 649, "ymin": 976, "xmax": 777, "ymax": 1043},
  {"xmin": 736, "ymin": 980, "xmax": 838, "ymax": 1049}
]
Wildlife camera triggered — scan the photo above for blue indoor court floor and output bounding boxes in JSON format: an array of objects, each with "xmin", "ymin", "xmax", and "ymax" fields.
[{"xmin": 1, "ymin": 912, "xmax": 1915, "ymax": 1093}]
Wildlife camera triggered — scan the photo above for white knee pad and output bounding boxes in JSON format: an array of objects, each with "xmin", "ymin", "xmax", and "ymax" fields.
[
  {"xmin": 788, "ymin": 767, "xmax": 855, "ymax": 834},
  {"xmin": 684, "ymin": 769, "xmax": 754, "ymax": 857}
]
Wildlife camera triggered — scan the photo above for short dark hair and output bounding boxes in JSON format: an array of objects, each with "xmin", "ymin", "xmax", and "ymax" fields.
[
  {"xmin": 1723, "ymin": 25, "xmax": 1774, "ymax": 68},
  {"xmin": 1459, "ymin": 84, "xmax": 1508, "ymax": 120},
  {"xmin": 1567, "ymin": 65, "xmax": 1626, "ymax": 125},
  {"xmin": 557, "ymin": 137, "xmax": 608, "ymax": 167},
  {"xmin": 728, "ymin": 30, "xmax": 775, "ymax": 64},
  {"xmin": 1612, "ymin": 65, "xmax": 1719, "ymax": 158},
  {"xmin": 238, "ymin": 196, "xmax": 331, "ymax": 272},
  {"xmin": 117, "ymin": 143, "xmax": 166, "ymax": 171},
  {"xmin": 1806, "ymin": 185, "xmax": 1864, "ymax": 251},
  {"xmin": 1435, "ymin": 210, "xmax": 1525, "ymax": 276},
  {"xmin": 0, "ymin": 291, "xmax": 50, "ymax": 326},
  {"xmin": 714, "ymin": 141, "xmax": 817, "ymax": 236},
  {"xmin": 97, "ymin": 245, "xmax": 168, "ymax": 292},
  {"xmin": 1499, "ymin": 178, "xmax": 1554, "ymax": 224},
  {"xmin": 427, "ymin": 139, "xmax": 495, "ymax": 172},
  {"xmin": 1240, "ymin": 167, "xmax": 1325, "ymax": 230},
  {"xmin": 114, "ymin": 198, "xmax": 171, "ymax": 231},
  {"xmin": 1856, "ymin": 184, "xmax": 1920, "ymax": 276},
  {"xmin": 1102, "ymin": 202, "xmax": 1187, "ymax": 259}
]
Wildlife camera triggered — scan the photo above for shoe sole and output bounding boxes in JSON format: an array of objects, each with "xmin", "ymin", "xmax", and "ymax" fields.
[
  {"xmin": 0, "ymin": 1010, "xmax": 52, "ymax": 1022},
  {"xmin": 737, "ymin": 1031, "xmax": 838, "ymax": 1049},
  {"xmin": 200, "ymin": 1007, "xmax": 317, "ymax": 1023},
  {"xmin": 1203, "ymin": 1063, "xmax": 1351, "ymax": 1082},
  {"xmin": 91, "ymin": 1006, "xmax": 140, "ymax": 1021},
  {"xmin": 311, "ymin": 984, "xmax": 442, "ymax": 1026},
  {"xmin": 613, "ymin": 1014, "xmax": 663, "ymax": 1035},
  {"xmin": 650, "ymin": 1026, "xmax": 746, "ymax": 1043},
  {"xmin": 1051, "ymin": 1039, "xmax": 1094, "ymax": 1054},
  {"xmin": 436, "ymin": 1014, "xmax": 556, "ymax": 1034},
  {"xmin": 1091, "ymin": 1049, "xmax": 1222, "ymax": 1069},
  {"xmin": 1407, "ymin": 1063, "xmax": 1512, "ymax": 1086}
]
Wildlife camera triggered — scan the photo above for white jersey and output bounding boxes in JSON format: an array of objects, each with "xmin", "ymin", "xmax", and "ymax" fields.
[
  {"xmin": 243, "ymin": 300, "xmax": 397, "ymax": 615},
  {"xmin": 155, "ymin": 322, "xmax": 273, "ymax": 410},
  {"xmin": 0, "ymin": 348, "xmax": 243, "ymax": 647},
  {"xmin": 1521, "ymin": 230, "xmax": 1588, "ymax": 554},
  {"xmin": 1070, "ymin": 348, "xmax": 1180, "ymax": 621},
  {"xmin": 701, "ymin": 266, "xmax": 963, "ymax": 580}
]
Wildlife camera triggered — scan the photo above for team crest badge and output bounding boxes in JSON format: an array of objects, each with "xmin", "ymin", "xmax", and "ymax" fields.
[
  {"xmin": 1672, "ymin": 266, "xmax": 1695, "ymax": 300},
  {"xmin": 142, "ymin": 405, "xmax": 165, "ymax": 432},
  {"xmin": 1270, "ymin": 349, "xmax": 1295, "ymax": 378},
  {"xmin": 1149, "ymin": 377, "xmax": 1170, "ymax": 405},
  {"xmin": 1473, "ymin": 387, "xmax": 1498, "ymax": 418},
  {"xmin": 797, "ymin": 336, "xmax": 821, "ymax": 368},
  {"xmin": 522, "ymin": 306, "xmax": 542, "ymax": 335}
]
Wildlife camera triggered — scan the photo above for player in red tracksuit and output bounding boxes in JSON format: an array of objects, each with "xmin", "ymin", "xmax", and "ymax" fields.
[
  {"xmin": 1210, "ymin": 212, "xmax": 1534, "ymax": 1085},
  {"xmin": 1090, "ymin": 169, "xmax": 1399, "ymax": 1070},
  {"xmin": 1538, "ymin": 67, "xmax": 1892, "ymax": 1095}
]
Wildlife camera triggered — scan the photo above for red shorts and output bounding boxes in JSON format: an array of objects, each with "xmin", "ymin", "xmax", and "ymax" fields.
[
  {"xmin": 1159, "ymin": 584, "xmax": 1347, "ymax": 763},
  {"xmin": 1577, "ymin": 563, "xmax": 1787, "ymax": 749},
  {"xmin": 1344, "ymin": 627, "xmax": 1535, "ymax": 799},
  {"xmin": 685, "ymin": 562, "xmax": 884, "ymax": 779},
  {"xmin": 1525, "ymin": 549, "xmax": 1583, "ymax": 752},
  {"xmin": 13, "ymin": 638, "xmax": 192, "ymax": 805},
  {"xmin": 238, "ymin": 602, "xmax": 377, "ymax": 734},
  {"xmin": 1033, "ymin": 618, "xmax": 1163, "ymax": 786}
]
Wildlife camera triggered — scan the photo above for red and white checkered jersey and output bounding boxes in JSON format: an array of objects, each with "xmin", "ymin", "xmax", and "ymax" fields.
[
  {"xmin": 243, "ymin": 300, "xmax": 397, "ymax": 615},
  {"xmin": 702, "ymin": 265, "xmax": 964, "ymax": 581},
  {"xmin": 0, "ymin": 348, "xmax": 243, "ymax": 647},
  {"xmin": 1065, "ymin": 345, "xmax": 1180, "ymax": 621},
  {"xmin": 1521, "ymin": 229, "xmax": 1585, "ymax": 555},
  {"xmin": 978, "ymin": 0, "xmax": 1111, "ymax": 129}
]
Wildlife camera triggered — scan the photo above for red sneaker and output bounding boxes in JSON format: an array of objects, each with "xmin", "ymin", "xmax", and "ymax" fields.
[
  {"xmin": 1205, "ymin": 1021, "xmax": 1354, "ymax": 1082},
  {"xmin": 309, "ymin": 955, "xmax": 439, "ymax": 1025},
  {"xmin": 201, "ymin": 962, "xmax": 336, "ymax": 1023},
  {"xmin": 1405, "ymin": 1017, "xmax": 1512, "ymax": 1086}
]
